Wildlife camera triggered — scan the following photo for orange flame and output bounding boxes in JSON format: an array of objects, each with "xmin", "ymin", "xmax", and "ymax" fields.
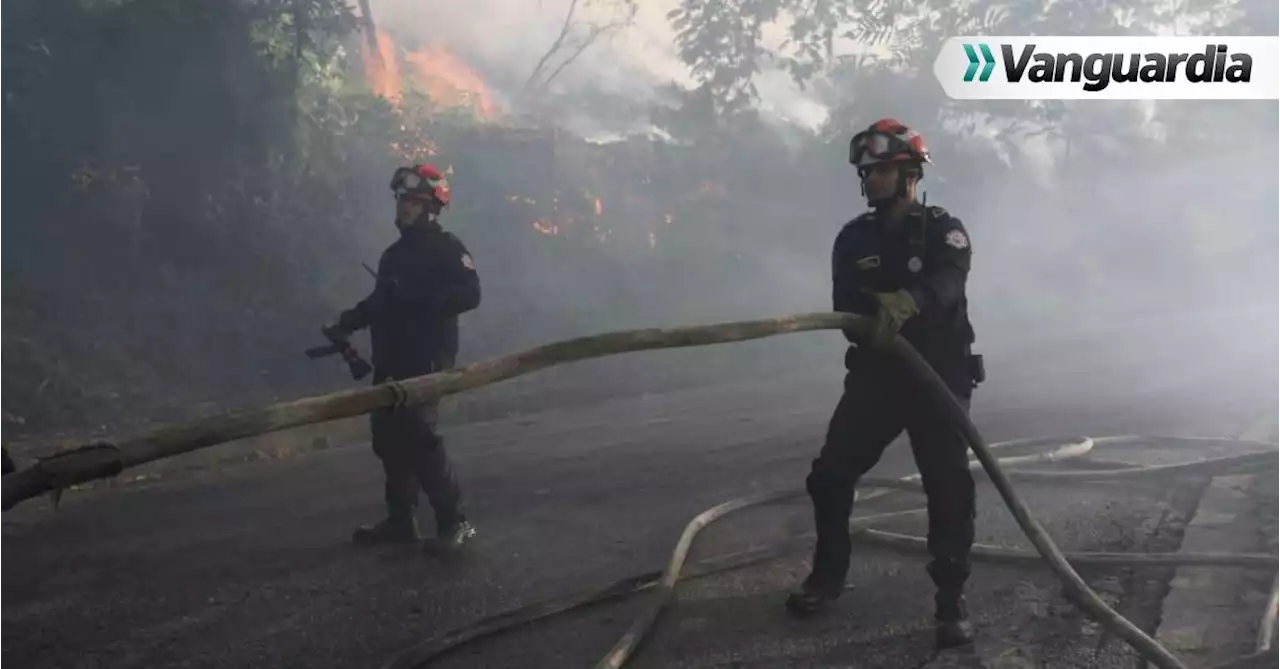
[
  {"xmin": 532, "ymin": 220, "xmax": 560, "ymax": 236},
  {"xmin": 362, "ymin": 31, "xmax": 403, "ymax": 102},
  {"xmin": 404, "ymin": 46, "xmax": 499, "ymax": 120},
  {"xmin": 361, "ymin": 30, "xmax": 500, "ymax": 121},
  {"xmin": 594, "ymin": 198, "xmax": 603, "ymax": 216}
]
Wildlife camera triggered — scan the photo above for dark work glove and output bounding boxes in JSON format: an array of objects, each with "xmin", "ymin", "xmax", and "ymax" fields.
[{"xmin": 863, "ymin": 289, "xmax": 920, "ymax": 348}]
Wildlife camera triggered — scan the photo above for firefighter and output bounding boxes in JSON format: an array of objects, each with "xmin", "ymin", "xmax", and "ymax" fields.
[
  {"xmin": 784, "ymin": 119, "xmax": 984, "ymax": 649},
  {"xmin": 328, "ymin": 163, "xmax": 481, "ymax": 551}
]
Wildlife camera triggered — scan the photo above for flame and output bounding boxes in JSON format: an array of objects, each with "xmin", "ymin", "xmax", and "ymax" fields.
[
  {"xmin": 516, "ymin": 198, "xmax": 680, "ymax": 246},
  {"xmin": 361, "ymin": 29, "xmax": 500, "ymax": 121},
  {"xmin": 362, "ymin": 31, "xmax": 403, "ymax": 102},
  {"xmin": 404, "ymin": 45, "xmax": 499, "ymax": 120}
]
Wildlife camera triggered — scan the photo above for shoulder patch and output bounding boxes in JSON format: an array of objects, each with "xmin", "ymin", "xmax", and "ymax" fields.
[
  {"xmin": 460, "ymin": 253, "xmax": 475, "ymax": 270},
  {"xmin": 944, "ymin": 229, "xmax": 969, "ymax": 250},
  {"xmin": 928, "ymin": 205, "xmax": 950, "ymax": 218}
]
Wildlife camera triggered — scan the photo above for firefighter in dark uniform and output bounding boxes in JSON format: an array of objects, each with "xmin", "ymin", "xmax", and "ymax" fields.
[
  {"xmin": 784, "ymin": 119, "xmax": 984, "ymax": 649},
  {"xmin": 328, "ymin": 164, "xmax": 481, "ymax": 551}
]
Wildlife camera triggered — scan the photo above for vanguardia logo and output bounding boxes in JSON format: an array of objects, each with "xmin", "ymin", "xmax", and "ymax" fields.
[
  {"xmin": 963, "ymin": 44, "xmax": 996, "ymax": 82},
  {"xmin": 935, "ymin": 37, "xmax": 1279, "ymax": 100},
  {"xmin": 960, "ymin": 42, "xmax": 1252, "ymax": 90}
]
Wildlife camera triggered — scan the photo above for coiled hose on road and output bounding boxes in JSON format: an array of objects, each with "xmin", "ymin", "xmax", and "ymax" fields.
[
  {"xmin": 382, "ymin": 438, "xmax": 1278, "ymax": 669},
  {"xmin": 2, "ymin": 313, "xmax": 1276, "ymax": 669}
]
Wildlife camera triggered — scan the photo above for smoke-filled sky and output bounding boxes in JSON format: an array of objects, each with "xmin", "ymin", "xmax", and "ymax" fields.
[
  {"xmin": 364, "ymin": 0, "xmax": 1277, "ymax": 418},
  {"xmin": 371, "ymin": 0, "xmax": 838, "ymax": 133}
]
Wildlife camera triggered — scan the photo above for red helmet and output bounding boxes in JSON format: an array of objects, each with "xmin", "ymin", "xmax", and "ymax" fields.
[
  {"xmin": 390, "ymin": 163, "xmax": 452, "ymax": 206},
  {"xmin": 849, "ymin": 118, "xmax": 932, "ymax": 168}
]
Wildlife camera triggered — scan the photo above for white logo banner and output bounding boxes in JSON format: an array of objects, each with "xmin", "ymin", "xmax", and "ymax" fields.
[{"xmin": 933, "ymin": 36, "xmax": 1280, "ymax": 100}]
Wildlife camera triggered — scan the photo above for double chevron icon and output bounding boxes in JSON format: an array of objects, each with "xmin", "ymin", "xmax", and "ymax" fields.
[{"xmin": 962, "ymin": 44, "xmax": 997, "ymax": 82}]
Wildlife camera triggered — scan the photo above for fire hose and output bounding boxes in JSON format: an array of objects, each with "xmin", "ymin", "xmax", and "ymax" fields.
[
  {"xmin": 382, "ymin": 439, "xmax": 1277, "ymax": 669},
  {"xmin": 2, "ymin": 313, "xmax": 1276, "ymax": 668}
]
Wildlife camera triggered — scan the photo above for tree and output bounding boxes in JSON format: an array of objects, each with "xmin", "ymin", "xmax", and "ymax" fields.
[
  {"xmin": 520, "ymin": 0, "xmax": 639, "ymax": 103},
  {"xmin": 659, "ymin": 0, "xmax": 1262, "ymax": 151},
  {"xmin": 664, "ymin": 0, "xmax": 857, "ymax": 121}
]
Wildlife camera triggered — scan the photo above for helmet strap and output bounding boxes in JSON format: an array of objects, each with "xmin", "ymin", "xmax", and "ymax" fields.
[
  {"xmin": 895, "ymin": 163, "xmax": 923, "ymax": 200},
  {"xmin": 895, "ymin": 170, "xmax": 911, "ymax": 200},
  {"xmin": 422, "ymin": 200, "xmax": 446, "ymax": 224},
  {"xmin": 416, "ymin": 207, "xmax": 440, "ymax": 227}
]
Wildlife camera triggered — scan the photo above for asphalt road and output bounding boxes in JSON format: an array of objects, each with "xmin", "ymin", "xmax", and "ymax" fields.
[{"xmin": 3, "ymin": 339, "xmax": 1276, "ymax": 669}]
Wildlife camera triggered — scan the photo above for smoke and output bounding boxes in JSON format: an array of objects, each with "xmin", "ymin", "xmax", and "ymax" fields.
[
  {"xmin": 6, "ymin": 0, "xmax": 1273, "ymax": 436},
  {"xmin": 359, "ymin": 0, "xmax": 1278, "ymax": 422},
  {"xmin": 184, "ymin": 1, "xmax": 1280, "ymax": 418},
  {"xmin": 368, "ymin": 0, "xmax": 830, "ymax": 135},
  {"xmin": 977, "ymin": 127, "xmax": 1271, "ymax": 412}
]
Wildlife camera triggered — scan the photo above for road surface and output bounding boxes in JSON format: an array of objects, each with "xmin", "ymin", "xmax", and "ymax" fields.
[{"xmin": 3, "ymin": 341, "xmax": 1276, "ymax": 669}]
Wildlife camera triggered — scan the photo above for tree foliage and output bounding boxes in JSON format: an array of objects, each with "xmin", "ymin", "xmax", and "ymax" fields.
[
  {"xmin": 660, "ymin": 0, "xmax": 1267, "ymax": 157},
  {"xmin": 521, "ymin": 0, "xmax": 639, "ymax": 102},
  {"xmin": 3, "ymin": 0, "xmax": 426, "ymax": 434},
  {"xmin": 666, "ymin": 0, "xmax": 857, "ymax": 118},
  {"xmin": 2, "ymin": 0, "xmax": 1274, "ymax": 441}
]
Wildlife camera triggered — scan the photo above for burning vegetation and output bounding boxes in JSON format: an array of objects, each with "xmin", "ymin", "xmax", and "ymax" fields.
[
  {"xmin": 359, "ymin": 28, "xmax": 500, "ymax": 122},
  {"xmin": 349, "ymin": 13, "xmax": 733, "ymax": 255}
]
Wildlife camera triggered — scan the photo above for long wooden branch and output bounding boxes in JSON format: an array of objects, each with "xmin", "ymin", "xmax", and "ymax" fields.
[
  {"xmin": 522, "ymin": 0, "xmax": 582, "ymax": 94},
  {"xmin": 2, "ymin": 312, "xmax": 864, "ymax": 511},
  {"xmin": 357, "ymin": 0, "xmax": 380, "ymax": 54},
  {"xmin": 532, "ymin": 21, "xmax": 624, "ymax": 95},
  {"xmin": 356, "ymin": 0, "xmax": 385, "ymax": 81}
]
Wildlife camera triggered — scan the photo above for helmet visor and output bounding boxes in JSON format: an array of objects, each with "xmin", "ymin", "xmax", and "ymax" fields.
[
  {"xmin": 850, "ymin": 131, "xmax": 918, "ymax": 167},
  {"xmin": 390, "ymin": 167, "xmax": 425, "ymax": 196}
]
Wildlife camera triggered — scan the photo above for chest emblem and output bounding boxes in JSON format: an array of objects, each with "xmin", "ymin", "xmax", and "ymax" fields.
[{"xmin": 907, "ymin": 256, "xmax": 923, "ymax": 273}]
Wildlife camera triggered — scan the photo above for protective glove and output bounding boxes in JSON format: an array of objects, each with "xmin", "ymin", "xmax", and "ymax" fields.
[{"xmin": 863, "ymin": 289, "xmax": 919, "ymax": 348}]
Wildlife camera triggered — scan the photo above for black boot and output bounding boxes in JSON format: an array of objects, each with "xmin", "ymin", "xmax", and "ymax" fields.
[
  {"xmin": 785, "ymin": 573, "xmax": 843, "ymax": 617},
  {"xmin": 352, "ymin": 513, "xmax": 423, "ymax": 545},
  {"xmin": 934, "ymin": 593, "xmax": 974, "ymax": 649},
  {"xmin": 928, "ymin": 558, "xmax": 974, "ymax": 649},
  {"xmin": 431, "ymin": 518, "xmax": 477, "ymax": 552},
  {"xmin": 789, "ymin": 470, "xmax": 854, "ymax": 617}
]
